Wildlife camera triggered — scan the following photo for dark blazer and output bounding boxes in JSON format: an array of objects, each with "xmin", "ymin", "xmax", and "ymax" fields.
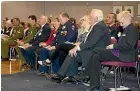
[
  {"xmin": 51, "ymin": 20, "xmax": 78, "ymax": 46},
  {"xmin": 29, "ymin": 23, "xmax": 51, "ymax": 46},
  {"xmin": 113, "ymin": 24, "xmax": 139, "ymax": 62},
  {"xmin": 108, "ymin": 24, "xmax": 118, "ymax": 39},
  {"xmin": 79, "ymin": 21, "xmax": 111, "ymax": 66}
]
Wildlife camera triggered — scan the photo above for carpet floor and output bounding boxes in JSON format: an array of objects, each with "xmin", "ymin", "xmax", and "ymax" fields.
[{"xmin": 1, "ymin": 70, "xmax": 139, "ymax": 91}]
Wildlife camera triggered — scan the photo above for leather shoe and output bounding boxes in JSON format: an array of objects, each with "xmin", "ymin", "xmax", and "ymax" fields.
[
  {"xmin": 51, "ymin": 76, "xmax": 62, "ymax": 83},
  {"xmin": 86, "ymin": 87, "xmax": 108, "ymax": 91},
  {"xmin": 86, "ymin": 87, "xmax": 100, "ymax": 91},
  {"xmin": 51, "ymin": 75, "xmax": 64, "ymax": 83},
  {"xmin": 61, "ymin": 77, "xmax": 78, "ymax": 84}
]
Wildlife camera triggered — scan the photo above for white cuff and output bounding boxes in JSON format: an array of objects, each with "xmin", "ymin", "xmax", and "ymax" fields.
[{"xmin": 77, "ymin": 45, "xmax": 81, "ymax": 51}]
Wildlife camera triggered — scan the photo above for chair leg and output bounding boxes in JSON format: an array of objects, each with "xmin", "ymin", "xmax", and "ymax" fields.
[
  {"xmin": 119, "ymin": 67, "xmax": 124, "ymax": 86},
  {"xmin": 100, "ymin": 65, "xmax": 104, "ymax": 90},
  {"xmin": 10, "ymin": 61, "xmax": 12, "ymax": 74},
  {"xmin": 136, "ymin": 62, "xmax": 140, "ymax": 90},
  {"xmin": 114, "ymin": 67, "xmax": 119, "ymax": 91}
]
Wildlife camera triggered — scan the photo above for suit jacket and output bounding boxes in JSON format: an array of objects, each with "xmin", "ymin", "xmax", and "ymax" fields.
[
  {"xmin": 113, "ymin": 24, "xmax": 139, "ymax": 62},
  {"xmin": 79, "ymin": 21, "xmax": 111, "ymax": 66},
  {"xmin": 108, "ymin": 24, "xmax": 118, "ymax": 39},
  {"xmin": 29, "ymin": 23, "xmax": 51, "ymax": 46},
  {"xmin": 51, "ymin": 20, "xmax": 78, "ymax": 46}
]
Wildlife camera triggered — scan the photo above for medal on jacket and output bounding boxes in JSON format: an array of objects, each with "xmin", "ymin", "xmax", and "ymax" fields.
[
  {"xmin": 72, "ymin": 25, "xmax": 75, "ymax": 30},
  {"xmin": 62, "ymin": 25, "xmax": 66, "ymax": 30}
]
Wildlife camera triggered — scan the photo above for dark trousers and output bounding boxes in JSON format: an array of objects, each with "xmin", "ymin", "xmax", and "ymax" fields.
[
  {"xmin": 50, "ymin": 43, "xmax": 75, "ymax": 65},
  {"xmin": 58, "ymin": 52, "xmax": 82, "ymax": 77},
  {"xmin": 86, "ymin": 48, "xmax": 120, "ymax": 88},
  {"xmin": 21, "ymin": 46, "xmax": 40, "ymax": 66}
]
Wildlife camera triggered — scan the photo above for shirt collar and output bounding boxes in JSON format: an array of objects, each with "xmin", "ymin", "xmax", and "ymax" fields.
[{"xmin": 41, "ymin": 24, "xmax": 45, "ymax": 28}]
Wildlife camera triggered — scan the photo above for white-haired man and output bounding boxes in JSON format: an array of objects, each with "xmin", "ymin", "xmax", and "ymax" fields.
[
  {"xmin": 19, "ymin": 15, "xmax": 51, "ymax": 67},
  {"xmin": 85, "ymin": 11, "xmax": 139, "ymax": 91},
  {"xmin": 51, "ymin": 9, "xmax": 110, "ymax": 84}
]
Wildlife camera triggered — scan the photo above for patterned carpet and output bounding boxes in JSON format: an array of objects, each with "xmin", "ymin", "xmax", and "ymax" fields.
[{"xmin": 1, "ymin": 70, "xmax": 139, "ymax": 91}]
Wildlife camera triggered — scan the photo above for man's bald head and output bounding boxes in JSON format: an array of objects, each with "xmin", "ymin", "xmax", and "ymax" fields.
[{"xmin": 39, "ymin": 15, "xmax": 51, "ymax": 25}]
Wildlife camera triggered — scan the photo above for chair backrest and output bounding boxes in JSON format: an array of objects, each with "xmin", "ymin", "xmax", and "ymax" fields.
[{"xmin": 111, "ymin": 38, "xmax": 117, "ymax": 44}]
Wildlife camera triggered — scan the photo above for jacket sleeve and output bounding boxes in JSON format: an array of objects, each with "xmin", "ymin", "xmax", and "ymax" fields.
[
  {"xmin": 80, "ymin": 28, "xmax": 106, "ymax": 50},
  {"xmin": 24, "ymin": 27, "xmax": 38, "ymax": 43},
  {"xmin": 65, "ymin": 25, "xmax": 78, "ymax": 42},
  {"xmin": 31, "ymin": 25, "xmax": 51, "ymax": 46},
  {"xmin": 113, "ymin": 27, "xmax": 138, "ymax": 51}
]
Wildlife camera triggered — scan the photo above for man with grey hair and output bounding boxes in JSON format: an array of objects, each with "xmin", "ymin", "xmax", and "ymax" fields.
[
  {"xmin": 85, "ymin": 11, "xmax": 139, "ymax": 91},
  {"xmin": 51, "ymin": 9, "xmax": 110, "ymax": 84},
  {"xmin": 19, "ymin": 15, "xmax": 51, "ymax": 67}
]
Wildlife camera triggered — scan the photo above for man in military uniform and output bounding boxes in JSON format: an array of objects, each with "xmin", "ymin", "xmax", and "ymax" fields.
[
  {"xmin": 37, "ymin": 12, "xmax": 78, "ymax": 74},
  {"xmin": 15, "ymin": 15, "xmax": 40, "ymax": 63},
  {"xmin": 18, "ymin": 15, "xmax": 51, "ymax": 67},
  {"xmin": 1, "ymin": 18, "xmax": 24, "ymax": 60}
]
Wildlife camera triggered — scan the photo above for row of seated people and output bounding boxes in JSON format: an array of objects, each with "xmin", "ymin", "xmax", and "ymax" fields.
[{"xmin": 1, "ymin": 9, "xmax": 139, "ymax": 91}]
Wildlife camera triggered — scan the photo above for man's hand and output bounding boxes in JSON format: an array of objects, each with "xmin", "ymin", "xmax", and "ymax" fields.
[
  {"xmin": 19, "ymin": 41, "xmax": 24, "ymax": 46},
  {"xmin": 69, "ymin": 47, "xmax": 78, "ymax": 57},
  {"xmin": 47, "ymin": 46, "xmax": 56, "ymax": 51},
  {"xmin": 106, "ymin": 44, "xmax": 114, "ymax": 49},
  {"xmin": 22, "ymin": 43, "xmax": 32, "ymax": 49},
  {"xmin": 39, "ymin": 42, "xmax": 46, "ymax": 47},
  {"xmin": 74, "ymin": 42, "xmax": 81, "ymax": 46}
]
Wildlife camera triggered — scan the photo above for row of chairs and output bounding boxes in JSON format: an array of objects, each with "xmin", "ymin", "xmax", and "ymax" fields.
[{"xmin": 7, "ymin": 39, "xmax": 140, "ymax": 91}]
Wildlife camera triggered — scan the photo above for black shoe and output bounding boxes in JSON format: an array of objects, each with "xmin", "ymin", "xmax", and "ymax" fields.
[
  {"xmin": 36, "ymin": 71, "xmax": 45, "ymax": 76},
  {"xmin": 62, "ymin": 77, "xmax": 78, "ymax": 84},
  {"xmin": 86, "ymin": 86, "xmax": 109, "ymax": 91},
  {"xmin": 86, "ymin": 86, "xmax": 100, "ymax": 91},
  {"xmin": 83, "ymin": 76, "xmax": 90, "ymax": 83},
  {"xmin": 51, "ymin": 75, "xmax": 64, "ymax": 83}
]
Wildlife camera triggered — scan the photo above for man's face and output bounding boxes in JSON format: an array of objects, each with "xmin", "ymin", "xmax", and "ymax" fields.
[
  {"xmin": 89, "ymin": 11, "xmax": 96, "ymax": 25},
  {"xmin": 39, "ymin": 16, "xmax": 45, "ymax": 25},
  {"xmin": 5, "ymin": 21, "xmax": 12, "ymax": 28},
  {"xmin": 2, "ymin": 19, "xmax": 7, "ymax": 25},
  {"xmin": 13, "ymin": 19, "xmax": 19, "ymax": 26},
  {"xmin": 59, "ymin": 15, "xmax": 65, "ymax": 25},
  {"xmin": 106, "ymin": 14, "xmax": 114, "ymax": 25},
  {"xmin": 28, "ymin": 18, "xmax": 35, "ymax": 25}
]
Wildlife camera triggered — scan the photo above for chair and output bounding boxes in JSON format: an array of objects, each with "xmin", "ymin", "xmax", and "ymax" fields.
[
  {"xmin": 9, "ymin": 46, "xmax": 22, "ymax": 74},
  {"xmin": 100, "ymin": 39, "xmax": 140, "ymax": 91}
]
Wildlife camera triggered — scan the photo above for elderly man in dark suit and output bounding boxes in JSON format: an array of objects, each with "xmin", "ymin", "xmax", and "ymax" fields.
[
  {"xmin": 37, "ymin": 12, "xmax": 78, "ymax": 74},
  {"xmin": 85, "ymin": 11, "xmax": 139, "ymax": 91},
  {"xmin": 19, "ymin": 15, "xmax": 51, "ymax": 67},
  {"xmin": 50, "ymin": 9, "xmax": 111, "ymax": 83}
]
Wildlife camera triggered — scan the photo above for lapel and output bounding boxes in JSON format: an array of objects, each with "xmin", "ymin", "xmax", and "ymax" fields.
[
  {"xmin": 118, "ymin": 24, "xmax": 131, "ymax": 42},
  {"xmin": 86, "ymin": 21, "xmax": 102, "ymax": 41}
]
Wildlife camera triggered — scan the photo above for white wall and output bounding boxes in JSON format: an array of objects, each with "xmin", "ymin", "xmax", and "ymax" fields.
[{"xmin": 1, "ymin": 1, "xmax": 140, "ymax": 22}]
